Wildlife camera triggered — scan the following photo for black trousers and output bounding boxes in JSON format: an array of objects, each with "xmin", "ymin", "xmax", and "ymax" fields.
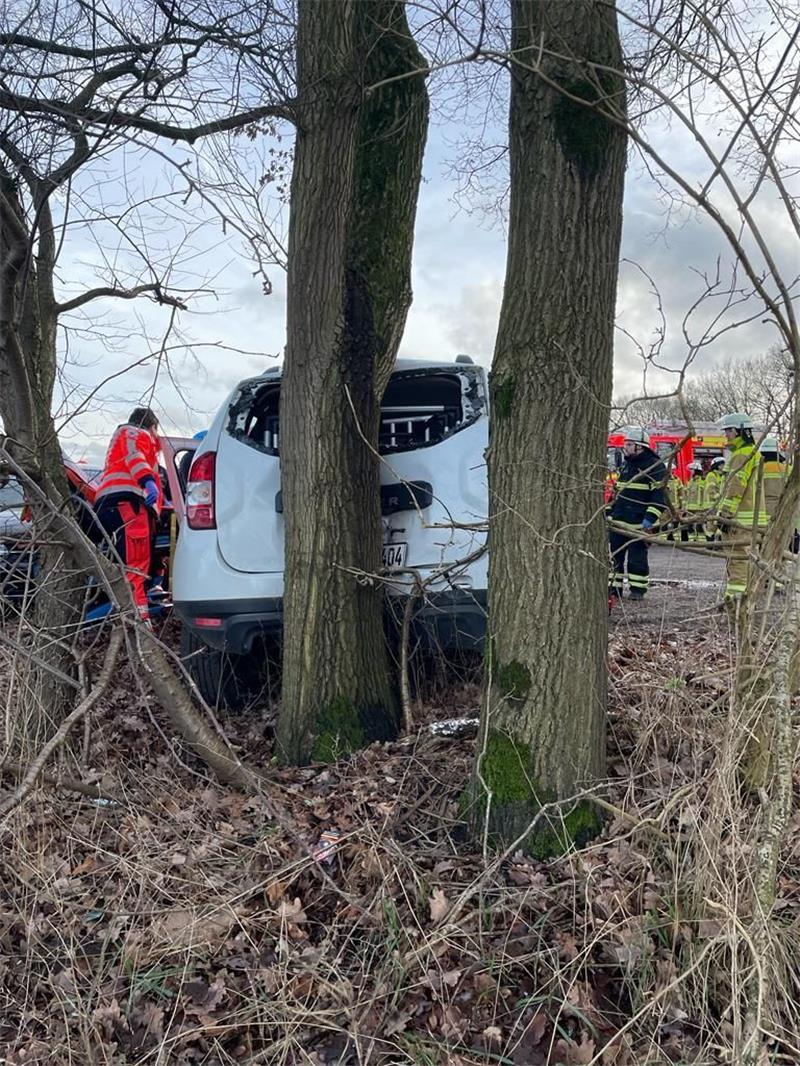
[{"xmin": 609, "ymin": 530, "xmax": 649, "ymax": 595}]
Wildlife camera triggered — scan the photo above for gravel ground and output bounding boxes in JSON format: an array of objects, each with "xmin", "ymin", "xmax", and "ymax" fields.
[{"xmin": 610, "ymin": 541, "xmax": 727, "ymax": 631}]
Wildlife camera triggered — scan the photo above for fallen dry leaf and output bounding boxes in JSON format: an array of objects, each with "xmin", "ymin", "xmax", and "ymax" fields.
[
  {"xmin": 554, "ymin": 1033, "xmax": 596, "ymax": 1064},
  {"xmin": 278, "ymin": 897, "xmax": 307, "ymax": 923},
  {"xmin": 429, "ymin": 887, "xmax": 450, "ymax": 922},
  {"xmin": 150, "ymin": 907, "xmax": 237, "ymax": 949},
  {"xmin": 384, "ymin": 1009, "xmax": 412, "ymax": 1037}
]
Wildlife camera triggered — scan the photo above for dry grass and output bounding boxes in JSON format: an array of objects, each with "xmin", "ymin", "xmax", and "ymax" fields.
[{"xmin": 1, "ymin": 609, "xmax": 800, "ymax": 1064}]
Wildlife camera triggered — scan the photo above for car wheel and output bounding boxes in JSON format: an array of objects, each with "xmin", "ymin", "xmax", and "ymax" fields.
[{"xmin": 179, "ymin": 625, "xmax": 275, "ymax": 711}]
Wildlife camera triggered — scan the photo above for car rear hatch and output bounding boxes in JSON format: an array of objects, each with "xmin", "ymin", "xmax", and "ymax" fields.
[
  {"xmin": 213, "ymin": 363, "xmax": 488, "ymax": 578},
  {"xmin": 378, "ymin": 364, "xmax": 488, "ymax": 589}
]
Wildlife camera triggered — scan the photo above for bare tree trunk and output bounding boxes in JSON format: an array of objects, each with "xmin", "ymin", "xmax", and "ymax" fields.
[
  {"xmin": 0, "ymin": 168, "xmax": 83, "ymax": 751},
  {"xmin": 471, "ymin": 0, "xmax": 627, "ymax": 856},
  {"xmin": 277, "ymin": 0, "xmax": 428, "ymax": 765}
]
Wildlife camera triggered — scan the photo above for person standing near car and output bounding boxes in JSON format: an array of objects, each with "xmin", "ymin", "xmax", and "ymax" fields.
[
  {"xmin": 94, "ymin": 407, "xmax": 162, "ymax": 620},
  {"xmin": 608, "ymin": 427, "xmax": 668, "ymax": 601}
]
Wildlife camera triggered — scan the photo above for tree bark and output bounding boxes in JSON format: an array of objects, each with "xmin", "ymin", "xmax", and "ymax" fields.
[
  {"xmin": 471, "ymin": 0, "xmax": 627, "ymax": 856},
  {"xmin": 277, "ymin": 0, "xmax": 428, "ymax": 764},
  {"xmin": 0, "ymin": 167, "xmax": 84, "ymax": 752}
]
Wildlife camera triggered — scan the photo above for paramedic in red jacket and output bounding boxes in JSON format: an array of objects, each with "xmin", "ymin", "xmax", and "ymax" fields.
[{"xmin": 94, "ymin": 407, "xmax": 162, "ymax": 619}]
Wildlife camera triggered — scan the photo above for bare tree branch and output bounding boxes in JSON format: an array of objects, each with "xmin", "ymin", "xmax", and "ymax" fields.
[
  {"xmin": 56, "ymin": 282, "xmax": 188, "ymax": 315},
  {"xmin": 0, "ymin": 87, "xmax": 298, "ymax": 139}
]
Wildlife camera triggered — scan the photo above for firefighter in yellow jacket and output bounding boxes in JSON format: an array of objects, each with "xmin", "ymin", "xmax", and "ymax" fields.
[
  {"xmin": 684, "ymin": 461, "xmax": 706, "ymax": 540},
  {"xmin": 666, "ymin": 471, "xmax": 684, "ymax": 541},
  {"xmin": 703, "ymin": 455, "xmax": 725, "ymax": 541},
  {"xmin": 759, "ymin": 436, "xmax": 786, "ymax": 522},
  {"xmin": 715, "ymin": 412, "xmax": 768, "ymax": 601}
]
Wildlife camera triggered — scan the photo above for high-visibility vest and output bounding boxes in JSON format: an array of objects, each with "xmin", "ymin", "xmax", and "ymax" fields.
[{"xmin": 95, "ymin": 424, "xmax": 161, "ymax": 512}]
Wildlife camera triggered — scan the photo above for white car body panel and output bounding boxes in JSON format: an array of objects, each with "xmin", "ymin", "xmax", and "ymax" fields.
[{"xmin": 380, "ymin": 418, "xmax": 488, "ymax": 594}]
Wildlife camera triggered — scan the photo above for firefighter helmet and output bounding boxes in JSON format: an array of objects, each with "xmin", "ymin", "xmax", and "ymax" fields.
[
  {"xmin": 622, "ymin": 426, "xmax": 648, "ymax": 445},
  {"xmin": 717, "ymin": 411, "xmax": 754, "ymax": 431},
  {"xmin": 710, "ymin": 455, "xmax": 725, "ymax": 468},
  {"xmin": 759, "ymin": 436, "xmax": 778, "ymax": 453},
  {"xmin": 688, "ymin": 460, "xmax": 703, "ymax": 472}
]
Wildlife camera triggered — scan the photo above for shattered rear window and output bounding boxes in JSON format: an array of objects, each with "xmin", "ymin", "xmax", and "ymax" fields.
[
  {"xmin": 227, "ymin": 381, "xmax": 281, "ymax": 456},
  {"xmin": 226, "ymin": 367, "xmax": 486, "ymax": 458},
  {"xmin": 378, "ymin": 369, "xmax": 485, "ymax": 454}
]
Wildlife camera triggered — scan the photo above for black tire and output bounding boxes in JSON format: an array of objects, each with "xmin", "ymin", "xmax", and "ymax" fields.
[{"xmin": 180, "ymin": 625, "xmax": 274, "ymax": 711}]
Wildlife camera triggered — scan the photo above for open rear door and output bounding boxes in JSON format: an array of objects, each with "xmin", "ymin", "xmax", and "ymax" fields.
[{"xmin": 159, "ymin": 436, "xmax": 198, "ymax": 526}]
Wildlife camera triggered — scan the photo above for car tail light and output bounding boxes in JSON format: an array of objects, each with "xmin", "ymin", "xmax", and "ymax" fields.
[{"xmin": 186, "ymin": 451, "xmax": 216, "ymax": 530}]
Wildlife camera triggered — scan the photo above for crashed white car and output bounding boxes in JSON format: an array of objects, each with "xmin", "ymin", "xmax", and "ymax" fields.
[{"xmin": 173, "ymin": 357, "xmax": 489, "ymax": 706}]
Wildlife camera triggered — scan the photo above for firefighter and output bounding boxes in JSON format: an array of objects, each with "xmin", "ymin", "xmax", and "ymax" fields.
[
  {"xmin": 665, "ymin": 469, "xmax": 684, "ymax": 541},
  {"xmin": 94, "ymin": 407, "xmax": 162, "ymax": 620},
  {"xmin": 759, "ymin": 436, "xmax": 786, "ymax": 522},
  {"xmin": 715, "ymin": 412, "xmax": 768, "ymax": 602},
  {"xmin": 684, "ymin": 461, "xmax": 706, "ymax": 541},
  {"xmin": 608, "ymin": 427, "xmax": 668, "ymax": 601},
  {"xmin": 703, "ymin": 455, "xmax": 726, "ymax": 541}
]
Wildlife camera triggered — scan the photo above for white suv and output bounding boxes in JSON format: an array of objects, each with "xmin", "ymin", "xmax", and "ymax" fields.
[{"xmin": 173, "ymin": 357, "xmax": 489, "ymax": 706}]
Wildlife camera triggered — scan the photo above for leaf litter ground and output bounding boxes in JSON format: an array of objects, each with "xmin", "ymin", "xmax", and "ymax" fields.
[{"xmin": 2, "ymin": 606, "xmax": 800, "ymax": 1065}]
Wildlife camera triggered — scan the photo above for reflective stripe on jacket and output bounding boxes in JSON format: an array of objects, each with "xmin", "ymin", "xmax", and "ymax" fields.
[
  {"xmin": 719, "ymin": 440, "xmax": 768, "ymax": 529},
  {"xmin": 95, "ymin": 424, "xmax": 161, "ymax": 511},
  {"xmin": 609, "ymin": 448, "xmax": 668, "ymax": 527}
]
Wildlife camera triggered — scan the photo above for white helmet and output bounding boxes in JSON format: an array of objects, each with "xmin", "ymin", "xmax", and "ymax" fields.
[
  {"xmin": 622, "ymin": 425, "xmax": 648, "ymax": 445},
  {"xmin": 710, "ymin": 455, "xmax": 725, "ymax": 468},
  {"xmin": 717, "ymin": 411, "xmax": 754, "ymax": 431},
  {"xmin": 688, "ymin": 460, "xmax": 703, "ymax": 472},
  {"xmin": 759, "ymin": 436, "xmax": 778, "ymax": 453}
]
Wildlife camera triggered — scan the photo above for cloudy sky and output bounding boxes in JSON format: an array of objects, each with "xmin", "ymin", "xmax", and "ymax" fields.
[{"xmin": 41, "ymin": 26, "xmax": 795, "ymax": 465}]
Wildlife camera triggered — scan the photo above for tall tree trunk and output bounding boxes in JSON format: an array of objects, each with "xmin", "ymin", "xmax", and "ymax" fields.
[
  {"xmin": 0, "ymin": 169, "xmax": 83, "ymax": 753},
  {"xmin": 471, "ymin": 0, "xmax": 627, "ymax": 856},
  {"xmin": 276, "ymin": 0, "xmax": 428, "ymax": 764}
]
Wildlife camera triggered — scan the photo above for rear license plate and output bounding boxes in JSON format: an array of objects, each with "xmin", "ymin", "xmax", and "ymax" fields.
[{"xmin": 382, "ymin": 542, "xmax": 408, "ymax": 570}]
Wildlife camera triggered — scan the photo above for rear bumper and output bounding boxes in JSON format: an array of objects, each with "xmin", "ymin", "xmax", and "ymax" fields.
[
  {"xmin": 176, "ymin": 589, "xmax": 487, "ymax": 656},
  {"xmin": 407, "ymin": 589, "xmax": 487, "ymax": 651},
  {"xmin": 174, "ymin": 597, "xmax": 283, "ymax": 654}
]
